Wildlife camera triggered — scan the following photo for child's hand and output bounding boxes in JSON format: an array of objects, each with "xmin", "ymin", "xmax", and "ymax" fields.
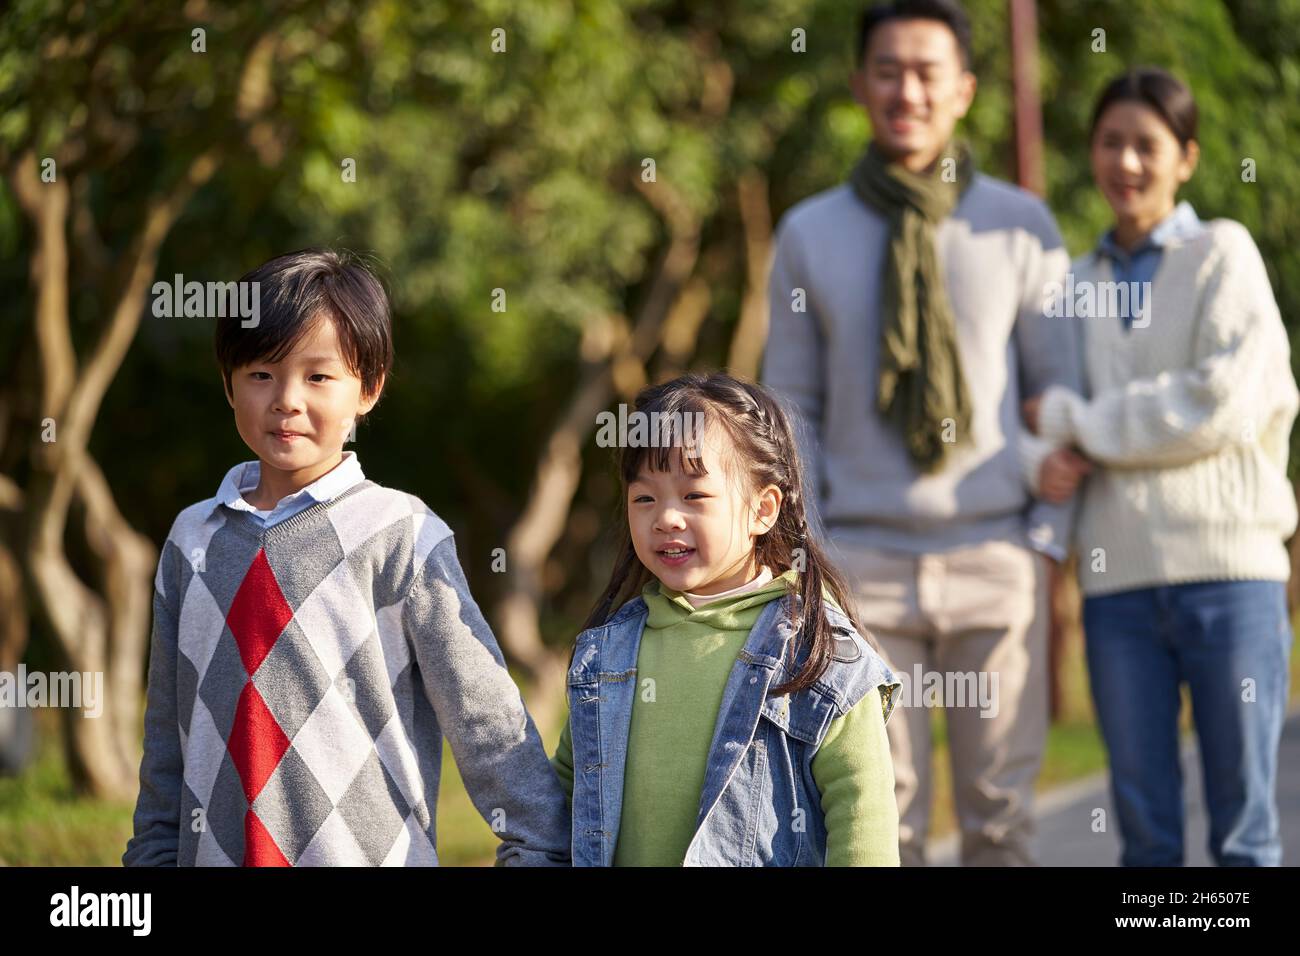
[{"xmin": 1037, "ymin": 447, "xmax": 1091, "ymax": 504}]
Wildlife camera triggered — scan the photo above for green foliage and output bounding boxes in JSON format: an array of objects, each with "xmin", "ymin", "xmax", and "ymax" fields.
[{"xmin": 2, "ymin": 0, "xmax": 1298, "ymax": 640}]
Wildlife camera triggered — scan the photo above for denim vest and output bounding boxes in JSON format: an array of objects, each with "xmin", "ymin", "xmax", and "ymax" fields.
[{"xmin": 566, "ymin": 592, "xmax": 899, "ymax": 866}]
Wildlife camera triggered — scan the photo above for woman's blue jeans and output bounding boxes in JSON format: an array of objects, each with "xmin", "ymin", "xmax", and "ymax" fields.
[{"xmin": 1083, "ymin": 579, "xmax": 1292, "ymax": 866}]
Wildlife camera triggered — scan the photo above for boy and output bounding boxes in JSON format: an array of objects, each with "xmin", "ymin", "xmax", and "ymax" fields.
[{"xmin": 123, "ymin": 249, "xmax": 570, "ymax": 866}]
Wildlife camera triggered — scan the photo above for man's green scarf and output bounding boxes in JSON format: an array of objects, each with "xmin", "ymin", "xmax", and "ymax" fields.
[{"xmin": 849, "ymin": 140, "xmax": 976, "ymax": 473}]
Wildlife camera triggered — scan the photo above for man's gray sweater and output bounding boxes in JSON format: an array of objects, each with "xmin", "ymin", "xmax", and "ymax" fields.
[
  {"xmin": 123, "ymin": 479, "xmax": 570, "ymax": 866},
  {"xmin": 762, "ymin": 174, "xmax": 1080, "ymax": 559}
]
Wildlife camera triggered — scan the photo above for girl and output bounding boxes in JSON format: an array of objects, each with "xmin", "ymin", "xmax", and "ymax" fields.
[
  {"xmin": 1024, "ymin": 67, "xmax": 1297, "ymax": 866},
  {"xmin": 552, "ymin": 372, "xmax": 901, "ymax": 866}
]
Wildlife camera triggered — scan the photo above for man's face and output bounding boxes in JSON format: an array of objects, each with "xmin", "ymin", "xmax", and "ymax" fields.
[
  {"xmin": 225, "ymin": 314, "xmax": 379, "ymax": 480},
  {"xmin": 851, "ymin": 18, "xmax": 976, "ymax": 172}
]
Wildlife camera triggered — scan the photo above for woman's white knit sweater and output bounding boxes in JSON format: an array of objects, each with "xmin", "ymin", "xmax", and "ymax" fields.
[{"xmin": 1037, "ymin": 218, "xmax": 1298, "ymax": 596}]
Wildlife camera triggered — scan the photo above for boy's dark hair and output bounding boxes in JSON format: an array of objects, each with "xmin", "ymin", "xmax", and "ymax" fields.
[
  {"xmin": 583, "ymin": 372, "xmax": 877, "ymax": 697},
  {"xmin": 215, "ymin": 248, "xmax": 393, "ymax": 408},
  {"xmin": 1089, "ymin": 66, "xmax": 1198, "ymax": 149},
  {"xmin": 856, "ymin": 0, "xmax": 973, "ymax": 70}
]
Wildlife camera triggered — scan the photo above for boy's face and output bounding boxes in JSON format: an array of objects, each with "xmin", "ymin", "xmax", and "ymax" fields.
[
  {"xmin": 225, "ymin": 313, "xmax": 381, "ymax": 482},
  {"xmin": 627, "ymin": 423, "xmax": 781, "ymax": 596}
]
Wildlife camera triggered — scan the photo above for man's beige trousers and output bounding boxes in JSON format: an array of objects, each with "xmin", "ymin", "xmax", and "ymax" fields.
[{"xmin": 837, "ymin": 539, "xmax": 1049, "ymax": 866}]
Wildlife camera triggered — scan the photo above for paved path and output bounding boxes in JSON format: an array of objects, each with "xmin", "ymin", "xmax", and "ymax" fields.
[{"xmin": 929, "ymin": 709, "xmax": 1300, "ymax": 866}]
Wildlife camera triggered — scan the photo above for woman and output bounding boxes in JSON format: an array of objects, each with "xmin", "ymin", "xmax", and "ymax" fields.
[{"xmin": 1024, "ymin": 67, "xmax": 1297, "ymax": 866}]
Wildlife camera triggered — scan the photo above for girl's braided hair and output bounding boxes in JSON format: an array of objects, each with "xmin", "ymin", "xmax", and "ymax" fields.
[{"xmin": 583, "ymin": 371, "xmax": 874, "ymax": 696}]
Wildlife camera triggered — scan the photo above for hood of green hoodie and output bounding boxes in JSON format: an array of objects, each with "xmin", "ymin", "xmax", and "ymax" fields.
[{"xmin": 642, "ymin": 568, "xmax": 799, "ymax": 632}]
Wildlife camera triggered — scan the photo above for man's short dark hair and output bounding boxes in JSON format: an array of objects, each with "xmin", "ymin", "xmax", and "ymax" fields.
[
  {"xmin": 215, "ymin": 248, "xmax": 393, "ymax": 406},
  {"xmin": 856, "ymin": 0, "xmax": 973, "ymax": 71}
]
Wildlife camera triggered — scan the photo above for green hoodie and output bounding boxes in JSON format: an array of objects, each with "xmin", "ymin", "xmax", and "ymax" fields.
[{"xmin": 552, "ymin": 571, "xmax": 899, "ymax": 866}]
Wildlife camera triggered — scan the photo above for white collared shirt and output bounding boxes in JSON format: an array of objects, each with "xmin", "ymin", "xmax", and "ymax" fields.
[{"xmin": 207, "ymin": 450, "xmax": 365, "ymax": 527}]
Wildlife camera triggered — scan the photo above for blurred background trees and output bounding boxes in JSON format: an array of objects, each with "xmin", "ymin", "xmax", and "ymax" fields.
[{"xmin": 1, "ymin": 0, "xmax": 1297, "ymax": 827}]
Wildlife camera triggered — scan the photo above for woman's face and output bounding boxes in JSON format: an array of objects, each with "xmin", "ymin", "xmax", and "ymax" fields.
[{"xmin": 1090, "ymin": 100, "xmax": 1198, "ymax": 230}]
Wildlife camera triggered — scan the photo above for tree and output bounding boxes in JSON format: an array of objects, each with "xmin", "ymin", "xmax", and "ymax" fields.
[{"xmin": 0, "ymin": 0, "xmax": 353, "ymax": 796}]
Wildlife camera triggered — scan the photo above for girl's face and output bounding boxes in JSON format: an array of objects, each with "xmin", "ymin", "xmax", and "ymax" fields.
[
  {"xmin": 1090, "ymin": 100, "xmax": 1198, "ymax": 233},
  {"xmin": 627, "ymin": 423, "xmax": 782, "ymax": 596},
  {"xmin": 226, "ymin": 314, "xmax": 380, "ymax": 486}
]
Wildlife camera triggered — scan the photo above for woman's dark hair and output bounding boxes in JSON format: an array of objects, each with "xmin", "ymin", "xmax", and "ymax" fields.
[
  {"xmin": 583, "ymin": 372, "xmax": 873, "ymax": 697},
  {"xmin": 1089, "ymin": 66, "xmax": 1198, "ymax": 149},
  {"xmin": 215, "ymin": 248, "xmax": 393, "ymax": 410},
  {"xmin": 857, "ymin": 0, "xmax": 973, "ymax": 70}
]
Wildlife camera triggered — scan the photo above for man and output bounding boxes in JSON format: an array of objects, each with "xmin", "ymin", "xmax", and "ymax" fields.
[{"xmin": 762, "ymin": 0, "xmax": 1085, "ymax": 865}]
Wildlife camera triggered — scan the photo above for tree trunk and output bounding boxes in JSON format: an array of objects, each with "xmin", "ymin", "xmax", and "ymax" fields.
[
  {"xmin": 726, "ymin": 168, "xmax": 773, "ymax": 379},
  {"xmin": 492, "ymin": 176, "xmax": 705, "ymax": 729},
  {"xmin": 8, "ymin": 145, "xmax": 220, "ymax": 798}
]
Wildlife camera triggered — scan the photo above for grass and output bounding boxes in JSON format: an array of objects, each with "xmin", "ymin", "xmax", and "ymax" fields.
[
  {"xmin": 0, "ymin": 714, "xmax": 136, "ymax": 866},
  {"xmin": 2, "ymin": 622, "xmax": 1297, "ymax": 866}
]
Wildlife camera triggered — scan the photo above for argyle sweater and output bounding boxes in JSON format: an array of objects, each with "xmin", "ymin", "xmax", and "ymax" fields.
[{"xmin": 123, "ymin": 479, "xmax": 569, "ymax": 866}]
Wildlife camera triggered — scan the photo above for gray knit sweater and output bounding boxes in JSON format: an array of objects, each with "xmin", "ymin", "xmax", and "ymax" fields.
[
  {"xmin": 123, "ymin": 479, "xmax": 570, "ymax": 866},
  {"xmin": 763, "ymin": 175, "xmax": 1081, "ymax": 559}
]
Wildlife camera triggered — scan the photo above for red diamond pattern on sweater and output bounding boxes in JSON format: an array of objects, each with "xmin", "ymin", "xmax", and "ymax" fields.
[
  {"xmin": 228, "ymin": 681, "xmax": 290, "ymax": 803},
  {"xmin": 244, "ymin": 810, "xmax": 291, "ymax": 867},
  {"xmin": 224, "ymin": 547, "xmax": 295, "ymax": 866},
  {"xmin": 226, "ymin": 548, "xmax": 294, "ymax": 675}
]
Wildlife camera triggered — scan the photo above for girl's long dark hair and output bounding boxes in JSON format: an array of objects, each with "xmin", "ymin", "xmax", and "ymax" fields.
[{"xmin": 582, "ymin": 372, "xmax": 874, "ymax": 696}]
